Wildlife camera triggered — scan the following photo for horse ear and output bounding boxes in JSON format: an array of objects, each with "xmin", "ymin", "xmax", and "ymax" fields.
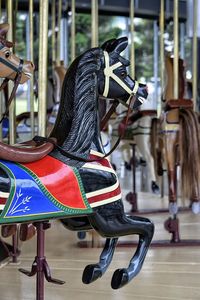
[
  {"xmin": 101, "ymin": 38, "xmax": 116, "ymax": 52},
  {"xmin": 0, "ymin": 23, "xmax": 9, "ymax": 37},
  {"xmin": 112, "ymin": 37, "xmax": 128, "ymax": 54}
]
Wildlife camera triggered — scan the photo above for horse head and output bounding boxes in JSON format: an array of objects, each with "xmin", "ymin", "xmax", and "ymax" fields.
[
  {"xmin": 99, "ymin": 37, "xmax": 148, "ymax": 109},
  {"xmin": 0, "ymin": 23, "xmax": 34, "ymax": 84}
]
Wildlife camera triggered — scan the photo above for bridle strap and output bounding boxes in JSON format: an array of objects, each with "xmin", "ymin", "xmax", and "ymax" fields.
[{"xmin": 0, "ymin": 58, "xmax": 24, "ymax": 124}]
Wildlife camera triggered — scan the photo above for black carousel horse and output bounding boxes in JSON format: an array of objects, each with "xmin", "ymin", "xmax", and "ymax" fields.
[{"xmin": 0, "ymin": 36, "xmax": 153, "ymax": 293}]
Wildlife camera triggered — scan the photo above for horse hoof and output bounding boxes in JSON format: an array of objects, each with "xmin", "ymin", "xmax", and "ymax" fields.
[
  {"xmin": 111, "ymin": 269, "xmax": 129, "ymax": 289},
  {"xmin": 82, "ymin": 264, "xmax": 102, "ymax": 284},
  {"xmin": 191, "ymin": 202, "xmax": 200, "ymax": 214},
  {"xmin": 169, "ymin": 202, "xmax": 178, "ymax": 215}
]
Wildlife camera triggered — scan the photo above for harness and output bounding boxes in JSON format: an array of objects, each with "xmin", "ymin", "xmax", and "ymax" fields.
[{"xmin": 0, "ymin": 42, "xmax": 24, "ymax": 124}]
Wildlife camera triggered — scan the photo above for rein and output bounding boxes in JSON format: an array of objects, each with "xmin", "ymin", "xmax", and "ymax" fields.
[
  {"xmin": 33, "ymin": 95, "xmax": 135, "ymax": 163},
  {"xmin": 0, "ymin": 58, "xmax": 24, "ymax": 124}
]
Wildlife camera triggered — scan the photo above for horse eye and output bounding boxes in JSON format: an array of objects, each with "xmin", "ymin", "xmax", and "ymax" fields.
[{"xmin": 5, "ymin": 51, "xmax": 10, "ymax": 58}]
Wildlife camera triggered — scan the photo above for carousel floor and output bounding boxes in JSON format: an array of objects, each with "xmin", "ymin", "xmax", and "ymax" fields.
[{"xmin": 1, "ymin": 163, "xmax": 200, "ymax": 299}]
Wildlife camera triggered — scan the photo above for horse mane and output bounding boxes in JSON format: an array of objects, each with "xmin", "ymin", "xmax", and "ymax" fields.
[
  {"xmin": 179, "ymin": 108, "xmax": 200, "ymax": 199},
  {"xmin": 50, "ymin": 48, "xmax": 102, "ymax": 166}
]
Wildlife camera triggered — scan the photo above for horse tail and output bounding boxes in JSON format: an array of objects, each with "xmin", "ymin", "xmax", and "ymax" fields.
[{"xmin": 179, "ymin": 108, "xmax": 200, "ymax": 199}]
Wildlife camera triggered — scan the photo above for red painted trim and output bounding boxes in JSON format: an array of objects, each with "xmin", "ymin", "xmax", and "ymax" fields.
[
  {"xmin": 88, "ymin": 186, "xmax": 121, "ymax": 204},
  {"xmin": 22, "ymin": 156, "xmax": 87, "ymax": 209},
  {"xmin": 0, "ymin": 197, "xmax": 6, "ymax": 204}
]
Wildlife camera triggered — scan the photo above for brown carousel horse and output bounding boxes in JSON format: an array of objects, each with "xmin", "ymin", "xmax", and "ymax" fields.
[
  {"xmin": 151, "ymin": 55, "xmax": 200, "ymax": 241},
  {"xmin": 0, "ymin": 28, "xmax": 154, "ymax": 296}
]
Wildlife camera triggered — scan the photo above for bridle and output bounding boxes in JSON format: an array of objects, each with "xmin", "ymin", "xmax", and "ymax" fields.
[
  {"xmin": 0, "ymin": 42, "xmax": 24, "ymax": 124},
  {"xmin": 103, "ymin": 50, "xmax": 140, "ymax": 104}
]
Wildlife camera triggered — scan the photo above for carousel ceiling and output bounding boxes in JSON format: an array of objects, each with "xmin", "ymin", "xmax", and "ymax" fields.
[{"xmin": 2, "ymin": 0, "xmax": 187, "ymax": 21}]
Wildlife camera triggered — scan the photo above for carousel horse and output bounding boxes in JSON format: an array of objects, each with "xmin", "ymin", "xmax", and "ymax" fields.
[
  {"xmin": 0, "ymin": 33, "xmax": 154, "ymax": 290},
  {"xmin": 151, "ymin": 55, "xmax": 200, "ymax": 240}
]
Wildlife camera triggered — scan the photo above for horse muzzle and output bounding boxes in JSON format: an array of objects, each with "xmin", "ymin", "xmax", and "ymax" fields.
[
  {"xmin": 20, "ymin": 60, "xmax": 35, "ymax": 84},
  {"xmin": 130, "ymin": 83, "xmax": 148, "ymax": 110}
]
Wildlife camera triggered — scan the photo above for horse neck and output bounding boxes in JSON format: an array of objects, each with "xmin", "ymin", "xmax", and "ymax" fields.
[{"xmin": 50, "ymin": 51, "xmax": 101, "ymax": 159}]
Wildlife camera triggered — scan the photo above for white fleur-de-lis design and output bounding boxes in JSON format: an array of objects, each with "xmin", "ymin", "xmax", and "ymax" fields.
[{"xmin": 9, "ymin": 188, "xmax": 32, "ymax": 215}]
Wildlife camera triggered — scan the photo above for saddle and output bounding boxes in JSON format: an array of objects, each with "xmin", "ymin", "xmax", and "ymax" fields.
[
  {"xmin": 165, "ymin": 99, "xmax": 193, "ymax": 124},
  {"xmin": 0, "ymin": 137, "xmax": 56, "ymax": 163},
  {"xmin": 165, "ymin": 99, "xmax": 193, "ymax": 111}
]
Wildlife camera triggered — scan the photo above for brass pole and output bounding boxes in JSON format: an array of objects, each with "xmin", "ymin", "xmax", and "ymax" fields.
[
  {"xmin": 0, "ymin": 0, "xmax": 2, "ymax": 139},
  {"xmin": 130, "ymin": 0, "xmax": 135, "ymax": 79},
  {"xmin": 192, "ymin": 0, "xmax": 198, "ymax": 111},
  {"xmin": 7, "ymin": 0, "xmax": 16, "ymax": 144},
  {"xmin": 173, "ymin": 0, "xmax": 179, "ymax": 99},
  {"xmin": 0, "ymin": 0, "xmax": 2, "ymax": 21},
  {"xmin": 38, "ymin": 0, "xmax": 49, "ymax": 137},
  {"xmin": 57, "ymin": 0, "xmax": 62, "ymax": 65},
  {"xmin": 91, "ymin": 0, "xmax": 98, "ymax": 47},
  {"xmin": 71, "ymin": 0, "xmax": 75, "ymax": 61},
  {"xmin": 51, "ymin": 0, "xmax": 56, "ymax": 63},
  {"xmin": 29, "ymin": 0, "xmax": 35, "ymax": 138},
  {"xmin": 158, "ymin": 0, "xmax": 164, "ymax": 117}
]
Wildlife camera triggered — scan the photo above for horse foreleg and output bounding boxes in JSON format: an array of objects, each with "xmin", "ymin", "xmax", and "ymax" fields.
[
  {"xmin": 88, "ymin": 201, "xmax": 154, "ymax": 289},
  {"xmin": 60, "ymin": 217, "xmax": 118, "ymax": 283},
  {"xmin": 82, "ymin": 238, "xmax": 118, "ymax": 284},
  {"xmin": 110, "ymin": 215, "xmax": 154, "ymax": 289},
  {"xmin": 165, "ymin": 133, "xmax": 178, "ymax": 214}
]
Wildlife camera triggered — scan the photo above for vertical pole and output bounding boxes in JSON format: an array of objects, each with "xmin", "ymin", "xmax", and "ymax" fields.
[
  {"xmin": 158, "ymin": 0, "xmax": 164, "ymax": 117},
  {"xmin": 71, "ymin": 0, "xmax": 76, "ymax": 61},
  {"xmin": 192, "ymin": 0, "xmax": 198, "ymax": 111},
  {"xmin": 0, "ymin": 0, "xmax": 2, "ymax": 140},
  {"xmin": 51, "ymin": 0, "xmax": 56, "ymax": 64},
  {"xmin": 130, "ymin": 0, "xmax": 135, "ymax": 79},
  {"xmin": 36, "ymin": 223, "xmax": 45, "ymax": 300},
  {"xmin": 57, "ymin": 0, "xmax": 62, "ymax": 65},
  {"xmin": 29, "ymin": 0, "xmax": 35, "ymax": 138},
  {"xmin": 154, "ymin": 21, "xmax": 158, "ymax": 106},
  {"xmin": 173, "ymin": 0, "xmax": 179, "ymax": 99},
  {"xmin": 180, "ymin": 23, "xmax": 185, "ymax": 59},
  {"xmin": 91, "ymin": 0, "xmax": 98, "ymax": 47},
  {"xmin": 7, "ymin": 0, "xmax": 16, "ymax": 144},
  {"xmin": 38, "ymin": 0, "xmax": 49, "ymax": 137}
]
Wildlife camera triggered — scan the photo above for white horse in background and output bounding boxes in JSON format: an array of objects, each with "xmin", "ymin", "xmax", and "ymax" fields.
[{"xmin": 110, "ymin": 82, "xmax": 160, "ymax": 194}]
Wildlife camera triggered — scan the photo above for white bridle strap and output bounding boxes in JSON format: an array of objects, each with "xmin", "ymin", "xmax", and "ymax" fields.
[{"xmin": 103, "ymin": 51, "xmax": 139, "ymax": 98}]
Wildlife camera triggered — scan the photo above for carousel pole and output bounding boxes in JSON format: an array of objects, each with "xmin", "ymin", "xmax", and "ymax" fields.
[
  {"xmin": 7, "ymin": 0, "xmax": 16, "ymax": 144},
  {"xmin": 192, "ymin": 0, "xmax": 198, "ymax": 111},
  {"xmin": 56, "ymin": 0, "xmax": 62, "ymax": 65},
  {"xmin": 173, "ymin": 0, "xmax": 179, "ymax": 100},
  {"xmin": 158, "ymin": 0, "xmax": 164, "ymax": 118},
  {"xmin": 125, "ymin": 0, "xmax": 138, "ymax": 212},
  {"xmin": 91, "ymin": 0, "xmax": 98, "ymax": 47},
  {"xmin": 38, "ymin": 0, "xmax": 49, "ymax": 137},
  {"xmin": 29, "ymin": 0, "xmax": 35, "ymax": 138},
  {"xmin": 51, "ymin": 0, "xmax": 56, "ymax": 64},
  {"xmin": 0, "ymin": 0, "xmax": 2, "ymax": 140},
  {"xmin": 130, "ymin": 0, "xmax": 135, "ymax": 79},
  {"xmin": 71, "ymin": 0, "xmax": 76, "ymax": 62}
]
